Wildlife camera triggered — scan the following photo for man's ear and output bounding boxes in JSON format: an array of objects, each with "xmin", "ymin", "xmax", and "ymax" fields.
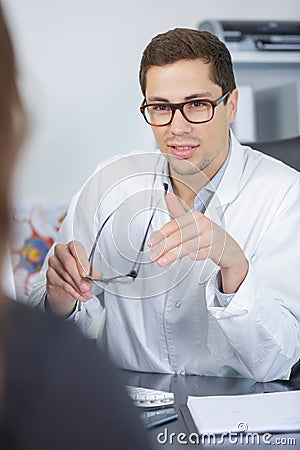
[{"xmin": 227, "ymin": 88, "xmax": 238, "ymax": 124}]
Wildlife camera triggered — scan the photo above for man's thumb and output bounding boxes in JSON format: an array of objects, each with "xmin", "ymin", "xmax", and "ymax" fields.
[{"xmin": 165, "ymin": 192, "xmax": 186, "ymax": 218}]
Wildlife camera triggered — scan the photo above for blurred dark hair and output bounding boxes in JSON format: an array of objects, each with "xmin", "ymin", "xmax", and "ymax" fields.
[
  {"xmin": 139, "ymin": 28, "xmax": 236, "ymax": 101},
  {"xmin": 0, "ymin": 3, "xmax": 26, "ymax": 281}
]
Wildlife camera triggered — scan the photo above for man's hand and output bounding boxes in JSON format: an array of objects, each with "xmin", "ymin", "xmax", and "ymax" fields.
[
  {"xmin": 46, "ymin": 240, "xmax": 98, "ymax": 317},
  {"xmin": 148, "ymin": 193, "xmax": 248, "ymax": 294}
]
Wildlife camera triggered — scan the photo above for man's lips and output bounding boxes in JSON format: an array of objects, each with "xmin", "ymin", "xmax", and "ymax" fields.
[{"xmin": 168, "ymin": 144, "xmax": 199, "ymax": 159}]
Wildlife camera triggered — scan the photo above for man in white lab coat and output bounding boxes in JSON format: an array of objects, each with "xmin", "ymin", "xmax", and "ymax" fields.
[{"xmin": 29, "ymin": 28, "xmax": 300, "ymax": 382}]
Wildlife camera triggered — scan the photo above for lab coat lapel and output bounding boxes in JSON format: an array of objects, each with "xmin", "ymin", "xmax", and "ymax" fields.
[{"xmin": 213, "ymin": 131, "xmax": 245, "ymax": 209}]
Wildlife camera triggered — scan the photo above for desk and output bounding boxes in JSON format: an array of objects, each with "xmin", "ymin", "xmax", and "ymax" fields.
[{"xmin": 120, "ymin": 370, "xmax": 300, "ymax": 449}]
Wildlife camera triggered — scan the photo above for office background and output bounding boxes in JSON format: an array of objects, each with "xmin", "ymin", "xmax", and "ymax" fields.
[{"xmin": 2, "ymin": 0, "xmax": 300, "ymax": 205}]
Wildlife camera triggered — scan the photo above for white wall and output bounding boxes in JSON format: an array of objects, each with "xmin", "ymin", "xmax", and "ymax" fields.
[{"xmin": 3, "ymin": 0, "xmax": 300, "ymax": 203}]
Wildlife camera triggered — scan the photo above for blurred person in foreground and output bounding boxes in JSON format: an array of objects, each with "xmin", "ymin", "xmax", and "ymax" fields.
[{"xmin": 0, "ymin": 4, "xmax": 152, "ymax": 449}]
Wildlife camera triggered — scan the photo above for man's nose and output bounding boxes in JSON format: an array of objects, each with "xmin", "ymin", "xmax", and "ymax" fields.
[{"xmin": 169, "ymin": 109, "xmax": 193, "ymax": 135}]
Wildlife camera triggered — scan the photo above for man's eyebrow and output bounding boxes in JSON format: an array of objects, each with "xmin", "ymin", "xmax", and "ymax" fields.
[
  {"xmin": 147, "ymin": 92, "xmax": 213, "ymax": 103},
  {"xmin": 147, "ymin": 96, "xmax": 169, "ymax": 102},
  {"xmin": 184, "ymin": 92, "xmax": 212, "ymax": 100}
]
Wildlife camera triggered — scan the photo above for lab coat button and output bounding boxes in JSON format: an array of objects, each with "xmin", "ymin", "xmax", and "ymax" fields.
[{"xmin": 175, "ymin": 301, "xmax": 181, "ymax": 309}]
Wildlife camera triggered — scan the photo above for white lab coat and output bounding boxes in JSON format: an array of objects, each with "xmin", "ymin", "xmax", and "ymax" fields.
[{"xmin": 29, "ymin": 133, "xmax": 300, "ymax": 381}]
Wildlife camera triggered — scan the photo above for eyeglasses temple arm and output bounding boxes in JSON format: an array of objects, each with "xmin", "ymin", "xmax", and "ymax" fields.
[
  {"xmin": 130, "ymin": 186, "xmax": 168, "ymax": 277},
  {"xmin": 87, "ymin": 205, "xmax": 121, "ymax": 278},
  {"xmin": 129, "ymin": 208, "xmax": 156, "ymax": 277}
]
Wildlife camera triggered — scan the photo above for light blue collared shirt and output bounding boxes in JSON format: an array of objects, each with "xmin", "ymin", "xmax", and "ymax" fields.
[{"xmin": 192, "ymin": 151, "xmax": 230, "ymax": 214}]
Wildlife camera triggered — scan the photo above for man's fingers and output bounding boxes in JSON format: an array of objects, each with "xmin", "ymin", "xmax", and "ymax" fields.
[
  {"xmin": 54, "ymin": 242, "xmax": 92, "ymax": 294},
  {"xmin": 149, "ymin": 223, "xmax": 200, "ymax": 261},
  {"xmin": 154, "ymin": 237, "xmax": 199, "ymax": 266},
  {"xmin": 49, "ymin": 254, "xmax": 79, "ymax": 287},
  {"xmin": 48, "ymin": 254, "xmax": 92, "ymax": 295},
  {"xmin": 148, "ymin": 210, "xmax": 206, "ymax": 250},
  {"xmin": 148, "ymin": 209, "xmax": 191, "ymax": 248},
  {"xmin": 54, "ymin": 243, "xmax": 83, "ymax": 288},
  {"xmin": 155, "ymin": 238, "xmax": 212, "ymax": 266},
  {"xmin": 47, "ymin": 267, "xmax": 92, "ymax": 302},
  {"xmin": 149, "ymin": 217, "xmax": 214, "ymax": 266},
  {"xmin": 68, "ymin": 241, "xmax": 100, "ymax": 280},
  {"xmin": 68, "ymin": 240, "xmax": 90, "ymax": 277},
  {"xmin": 147, "ymin": 193, "xmax": 186, "ymax": 247}
]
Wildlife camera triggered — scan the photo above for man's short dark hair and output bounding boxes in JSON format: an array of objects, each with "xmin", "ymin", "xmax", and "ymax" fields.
[{"xmin": 139, "ymin": 28, "xmax": 236, "ymax": 100}]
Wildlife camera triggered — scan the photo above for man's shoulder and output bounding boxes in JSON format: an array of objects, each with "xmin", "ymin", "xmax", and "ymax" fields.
[
  {"xmin": 72, "ymin": 150, "xmax": 165, "ymax": 209},
  {"xmin": 94, "ymin": 149, "xmax": 164, "ymax": 173},
  {"xmin": 238, "ymin": 142, "xmax": 300, "ymax": 187}
]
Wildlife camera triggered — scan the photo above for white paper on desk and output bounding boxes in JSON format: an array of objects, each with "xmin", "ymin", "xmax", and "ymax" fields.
[{"xmin": 187, "ymin": 390, "xmax": 300, "ymax": 434}]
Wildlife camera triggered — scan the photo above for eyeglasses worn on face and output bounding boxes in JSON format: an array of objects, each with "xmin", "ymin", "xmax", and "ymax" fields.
[{"xmin": 140, "ymin": 91, "xmax": 231, "ymax": 127}]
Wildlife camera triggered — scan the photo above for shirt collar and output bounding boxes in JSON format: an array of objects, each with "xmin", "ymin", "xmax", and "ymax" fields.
[{"xmin": 206, "ymin": 144, "xmax": 231, "ymax": 192}]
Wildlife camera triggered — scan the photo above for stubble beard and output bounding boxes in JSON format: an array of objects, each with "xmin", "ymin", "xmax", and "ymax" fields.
[{"xmin": 166, "ymin": 153, "xmax": 214, "ymax": 176}]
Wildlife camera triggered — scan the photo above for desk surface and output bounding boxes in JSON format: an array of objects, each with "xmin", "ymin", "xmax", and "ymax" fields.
[{"xmin": 120, "ymin": 370, "xmax": 300, "ymax": 450}]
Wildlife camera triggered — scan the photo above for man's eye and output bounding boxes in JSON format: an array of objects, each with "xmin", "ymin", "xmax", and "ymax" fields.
[
  {"xmin": 190, "ymin": 100, "xmax": 206, "ymax": 108},
  {"xmin": 152, "ymin": 104, "xmax": 171, "ymax": 112}
]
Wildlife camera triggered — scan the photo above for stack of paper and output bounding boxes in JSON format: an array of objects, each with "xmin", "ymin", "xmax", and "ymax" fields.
[{"xmin": 187, "ymin": 390, "xmax": 300, "ymax": 434}]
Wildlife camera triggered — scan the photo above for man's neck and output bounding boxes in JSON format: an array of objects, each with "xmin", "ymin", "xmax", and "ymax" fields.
[{"xmin": 170, "ymin": 171, "xmax": 208, "ymax": 210}]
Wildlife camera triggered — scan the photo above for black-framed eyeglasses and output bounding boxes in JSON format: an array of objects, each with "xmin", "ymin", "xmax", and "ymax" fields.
[
  {"xmin": 140, "ymin": 91, "xmax": 231, "ymax": 127},
  {"xmin": 83, "ymin": 202, "xmax": 158, "ymax": 286}
]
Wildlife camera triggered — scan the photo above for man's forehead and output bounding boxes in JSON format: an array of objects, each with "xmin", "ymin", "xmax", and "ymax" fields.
[
  {"xmin": 145, "ymin": 60, "xmax": 219, "ymax": 101},
  {"xmin": 146, "ymin": 58, "xmax": 210, "ymax": 76}
]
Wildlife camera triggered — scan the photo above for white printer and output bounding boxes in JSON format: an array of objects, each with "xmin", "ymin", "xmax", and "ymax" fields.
[
  {"xmin": 198, "ymin": 20, "xmax": 300, "ymax": 157},
  {"xmin": 198, "ymin": 20, "xmax": 300, "ymax": 53}
]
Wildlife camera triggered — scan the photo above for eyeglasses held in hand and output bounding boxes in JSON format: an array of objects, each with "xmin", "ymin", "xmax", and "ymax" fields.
[
  {"xmin": 83, "ymin": 199, "xmax": 161, "ymax": 286},
  {"xmin": 140, "ymin": 92, "xmax": 230, "ymax": 127}
]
